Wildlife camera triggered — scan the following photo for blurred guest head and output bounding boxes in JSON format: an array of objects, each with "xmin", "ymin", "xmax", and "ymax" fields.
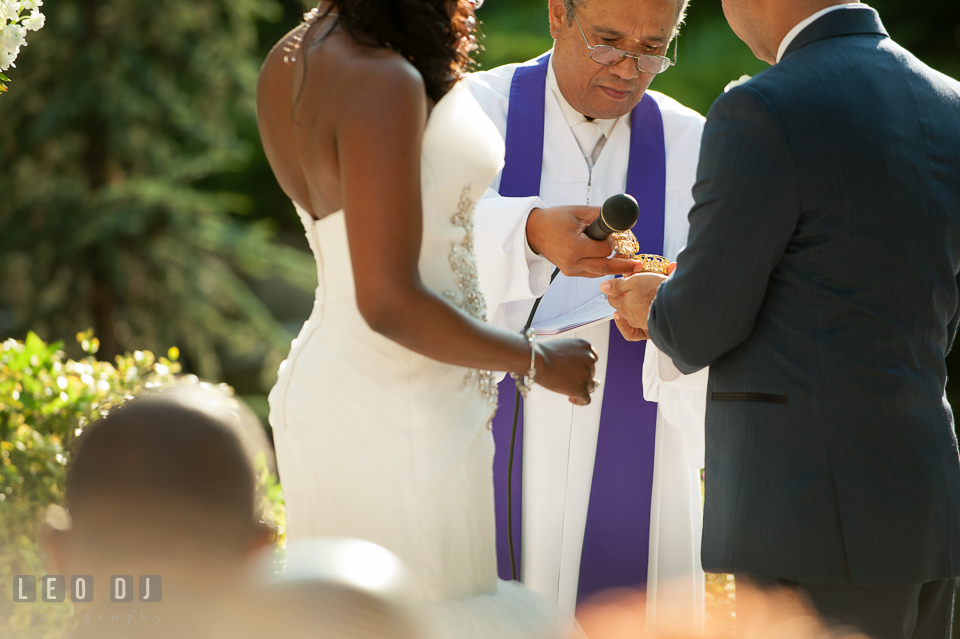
[
  {"xmin": 251, "ymin": 537, "xmax": 422, "ymax": 639},
  {"xmin": 43, "ymin": 385, "xmax": 274, "ymax": 637},
  {"xmin": 576, "ymin": 580, "xmax": 871, "ymax": 639},
  {"xmin": 51, "ymin": 385, "xmax": 272, "ymax": 563}
]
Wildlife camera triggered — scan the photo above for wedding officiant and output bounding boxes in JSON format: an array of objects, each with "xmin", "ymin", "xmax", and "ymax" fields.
[{"xmin": 467, "ymin": 0, "xmax": 708, "ymax": 625}]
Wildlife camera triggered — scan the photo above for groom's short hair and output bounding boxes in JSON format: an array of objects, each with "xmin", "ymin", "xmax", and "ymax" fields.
[{"xmin": 562, "ymin": 0, "xmax": 691, "ymax": 28}]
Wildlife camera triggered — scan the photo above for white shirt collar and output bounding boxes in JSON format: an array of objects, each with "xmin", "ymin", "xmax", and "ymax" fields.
[
  {"xmin": 776, "ymin": 3, "xmax": 863, "ymax": 63},
  {"xmin": 546, "ymin": 53, "xmax": 620, "ymax": 139}
]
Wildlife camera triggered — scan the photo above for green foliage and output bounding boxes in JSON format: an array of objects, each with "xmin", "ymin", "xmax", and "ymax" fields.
[
  {"xmin": 0, "ymin": 0, "xmax": 316, "ymax": 385},
  {"xmin": 0, "ymin": 332, "xmax": 285, "ymax": 639},
  {"xmin": 256, "ymin": 450, "xmax": 287, "ymax": 545},
  {"xmin": 475, "ymin": 2, "xmax": 554, "ymax": 72}
]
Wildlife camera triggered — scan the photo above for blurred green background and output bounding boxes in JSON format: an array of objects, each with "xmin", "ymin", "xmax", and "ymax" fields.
[{"xmin": 0, "ymin": 0, "xmax": 958, "ymax": 429}]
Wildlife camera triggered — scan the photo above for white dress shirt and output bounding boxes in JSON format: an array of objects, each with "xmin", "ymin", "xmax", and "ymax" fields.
[
  {"xmin": 546, "ymin": 59, "xmax": 619, "ymax": 167},
  {"xmin": 518, "ymin": 57, "xmax": 630, "ymax": 280},
  {"xmin": 777, "ymin": 3, "xmax": 863, "ymax": 63}
]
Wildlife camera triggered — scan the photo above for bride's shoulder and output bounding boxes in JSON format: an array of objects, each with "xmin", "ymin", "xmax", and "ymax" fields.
[
  {"xmin": 309, "ymin": 37, "xmax": 428, "ymax": 120},
  {"xmin": 342, "ymin": 49, "xmax": 426, "ymax": 104},
  {"xmin": 259, "ymin": 27, "xmax": 426, "ymax": 117}
]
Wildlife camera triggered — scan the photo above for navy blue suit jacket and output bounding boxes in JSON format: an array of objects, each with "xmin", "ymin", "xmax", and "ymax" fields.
[{"xmin": 648, "ymin": 7, "xmax": 960, "ymax": 585}]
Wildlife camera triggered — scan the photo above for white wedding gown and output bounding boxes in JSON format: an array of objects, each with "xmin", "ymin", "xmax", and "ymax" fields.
[{"xmin": 268, "ymin": 80, "xmax": 564, "ymax": 639}]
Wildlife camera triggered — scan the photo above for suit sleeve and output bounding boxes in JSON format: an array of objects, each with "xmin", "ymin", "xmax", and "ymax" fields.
[{"xmin": 648, "ymin": 85, "xmax": 801, "ymax": 373}]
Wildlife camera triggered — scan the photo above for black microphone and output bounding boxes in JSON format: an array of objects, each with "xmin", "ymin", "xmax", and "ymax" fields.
[{"xmin": 585, "ymin": 193, "xmax": 639, "ymax": 241}]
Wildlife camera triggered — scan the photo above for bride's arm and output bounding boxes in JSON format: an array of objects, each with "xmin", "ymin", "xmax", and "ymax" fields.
[{"xmin": 332, "ymin": 58, "xmax": 595, "ymax": 404}]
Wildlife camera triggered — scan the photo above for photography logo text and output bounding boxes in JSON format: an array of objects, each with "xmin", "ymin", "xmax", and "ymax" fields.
[{"xmin": 12, "ymin": 575, "xmax": 162, "ymax": 603}]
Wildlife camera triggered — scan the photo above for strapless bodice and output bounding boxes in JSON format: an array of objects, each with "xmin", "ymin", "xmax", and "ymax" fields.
[{"xmin": 294, "ymin": 79, "xmax": 504, "ymax": 318}]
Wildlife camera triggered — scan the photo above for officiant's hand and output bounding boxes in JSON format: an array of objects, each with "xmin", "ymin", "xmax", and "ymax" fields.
[
  {"xmin": 601, "ymin": 266, "xmax": 675, "ymax": 341},
  {"xmin": 526, "ymin": 206, "xmax": 647, "ymax": 278}
]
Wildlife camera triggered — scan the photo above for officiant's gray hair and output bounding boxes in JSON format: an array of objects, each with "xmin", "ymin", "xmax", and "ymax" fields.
[{"xmin": 563, "ymin": 0, "xmax": 690, "ymax": 30}]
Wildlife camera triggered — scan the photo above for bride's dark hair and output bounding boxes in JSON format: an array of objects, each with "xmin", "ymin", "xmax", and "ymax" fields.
[{"xmin": 304, "ymin": 0, "xmax": 480, "ymax": 103}]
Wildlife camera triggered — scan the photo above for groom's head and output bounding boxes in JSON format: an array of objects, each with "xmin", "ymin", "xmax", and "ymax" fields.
[
  {"xmin": 548, "ymin": 0, "xmax": 687, "ymax": 120},
  {"xmin": 721, "ymin": 0, "xmax": 861, "ymax": 64}
]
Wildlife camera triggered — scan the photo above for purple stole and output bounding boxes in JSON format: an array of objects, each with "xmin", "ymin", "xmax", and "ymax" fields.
[{"xmin": 491, "ymin": 53, "xmax": 666, "ymax": 603}]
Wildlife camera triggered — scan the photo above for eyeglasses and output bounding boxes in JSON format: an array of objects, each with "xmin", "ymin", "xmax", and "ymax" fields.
[{"xmin": 573, "ymin": 13, "xmax": 677, "ymax": 75}]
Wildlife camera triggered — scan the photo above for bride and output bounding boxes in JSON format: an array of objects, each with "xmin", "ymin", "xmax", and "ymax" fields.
[{"xmin": 257, "ymin": 1, "xmax": 599, "ymax": 635}]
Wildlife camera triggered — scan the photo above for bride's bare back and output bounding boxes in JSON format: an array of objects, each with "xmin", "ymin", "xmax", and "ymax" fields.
[{"xmin": 257, "ymin": 10, "xmax": 426, "ymax": 220}]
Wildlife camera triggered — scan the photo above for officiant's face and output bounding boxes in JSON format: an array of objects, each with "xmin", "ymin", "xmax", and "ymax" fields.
[{"xmin": 549, "ymin": 0, "xmax": 679, "ymax": 120}]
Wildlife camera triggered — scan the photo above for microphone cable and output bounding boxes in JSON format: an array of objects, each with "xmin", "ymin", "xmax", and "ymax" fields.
[{"xmin": 506, "ymin": 266, "xmax": 560, "ymax": 581}]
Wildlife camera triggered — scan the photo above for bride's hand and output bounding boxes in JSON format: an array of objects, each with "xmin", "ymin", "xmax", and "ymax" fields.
[{"xmin": 534, "ymin": 339, "xmax": 599, "ymax": 406}]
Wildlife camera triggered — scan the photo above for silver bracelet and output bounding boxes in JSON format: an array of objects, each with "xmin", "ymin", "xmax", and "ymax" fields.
[{"xmin": 510, "ymin": 328, "xmax": 537, "ymax": 397}]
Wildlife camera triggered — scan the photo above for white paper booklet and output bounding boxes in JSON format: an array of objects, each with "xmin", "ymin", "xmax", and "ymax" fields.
[{"xmin": 532, "ymin": 294, "xmax": 615, "ymax": 336}]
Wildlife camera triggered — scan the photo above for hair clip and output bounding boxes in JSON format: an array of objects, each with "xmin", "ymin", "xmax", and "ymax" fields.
[{"xmin": 284, "ymin": 8, "xmax": 327, "ymax": 65}]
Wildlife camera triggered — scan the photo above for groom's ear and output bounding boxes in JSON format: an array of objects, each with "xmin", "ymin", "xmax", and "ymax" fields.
[{"xmin": 548, "ymin": 0, "xmax": 569, "ymax": 39}]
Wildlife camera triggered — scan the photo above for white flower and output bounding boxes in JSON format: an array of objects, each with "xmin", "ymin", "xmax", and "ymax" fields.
[
  {"xmin": 21, "ymin": 0, "xmax": 40, "ymax": 10},
  {"xmin": 0, "ymin": 45, "xmax": 17, "ymax": 71},
  {"xmin": 22, "ymin": 10, "xmax": 43, "ymax": 31},
  {"xmin": 724, "ymin": 74, "xmax": 753, "ymax": 93},
  {"xmin": 1, "ymin": 24, "xmax": 26, "ymax": 52},
  {"xmin": 0, "ymin": 1, "xmax": 20, "ymax": 22},
  {"xmin": 0, "ymin": 26, "xmax": 23, "ymax": 55}
]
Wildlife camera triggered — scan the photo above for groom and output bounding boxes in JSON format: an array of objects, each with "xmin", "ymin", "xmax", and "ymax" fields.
[
  {"xmin": 606, "ymin": 1, "xmax": 960, "ymax": 637},
  {"xmin": 467, "ymin": 0, "xmax": 707, "ymax": 623}
]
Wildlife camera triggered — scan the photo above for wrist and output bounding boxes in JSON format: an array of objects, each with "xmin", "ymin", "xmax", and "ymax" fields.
[
  {"xmin": 525, "ymin": 208, "xmax": 545, "ymax": 256},
  {"xmin": 509, "ymin": 333, "xmax": 531, "ymax": 375},
  {"xmin": 510, "ymin": 329, "xmax": 538, "ymax": 396},
  {"xmin": 532, "ymin": 343, "xmax": 545, "ymax": 377}
]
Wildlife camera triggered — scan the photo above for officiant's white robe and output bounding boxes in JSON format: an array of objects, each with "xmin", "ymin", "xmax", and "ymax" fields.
[{"xmin": 466, "ymin": 56, "xmax": 709, "ymax": 629}]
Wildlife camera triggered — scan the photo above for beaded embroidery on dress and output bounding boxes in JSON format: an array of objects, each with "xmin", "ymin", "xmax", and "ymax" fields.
[
  {"xmin": 445, "ymin": 186, "xmax": 500, "ymax": 414},
  {"xmin": 267, "ymin": 80, "xmax": 562, "ymax": 639}
]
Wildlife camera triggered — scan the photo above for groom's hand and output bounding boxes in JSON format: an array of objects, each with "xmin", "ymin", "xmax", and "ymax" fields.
[
  {"xmin": 526, "ymin": 206, "xmax": 646, "ymax": 278},
  {"xmin": 601, "ymin": 272, "xmax": 670, "ymax": 340},
  {"xmin": 613, "ymin": 312, "xmax": 649, "ymax": 341}
]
